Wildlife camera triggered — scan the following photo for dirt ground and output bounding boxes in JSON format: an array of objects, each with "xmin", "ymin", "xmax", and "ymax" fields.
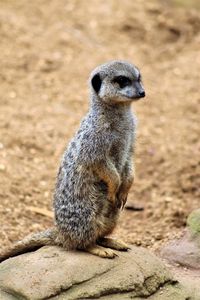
[{"xmin": 0, "ymin": 0, "xmax": 200, "ymax": 252}]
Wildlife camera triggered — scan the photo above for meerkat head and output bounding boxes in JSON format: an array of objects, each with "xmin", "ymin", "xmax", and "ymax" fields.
[{"xmin": 90, "ymin": 60, "xmax": 145, "ymax": 105}]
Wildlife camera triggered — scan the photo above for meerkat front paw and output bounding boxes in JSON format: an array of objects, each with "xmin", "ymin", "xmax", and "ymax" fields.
[
  {"xmin": 116, "ymin": 191, "xmax": 128, "ymax": 209},
  {"xmin": 84, "ymin": 244, "xmax": 118, "ymax": 258},
  {"xmin": 108, "ymin": 192, "xmax": 117, "ymax": 206},
  {"xmin": 98, "ymin": 237, "xmax": 130, "ymax": 251}
]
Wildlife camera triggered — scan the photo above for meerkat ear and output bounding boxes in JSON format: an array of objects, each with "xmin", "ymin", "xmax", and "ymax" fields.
[{"xmin": 91, "ymin": 73, "xmax": 102, "ymax": 93}]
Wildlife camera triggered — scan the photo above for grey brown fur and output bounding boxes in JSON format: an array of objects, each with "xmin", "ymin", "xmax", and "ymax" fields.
[{"xmin": 0, "ymin": 60, "xmax": 145, "ymax": 261}]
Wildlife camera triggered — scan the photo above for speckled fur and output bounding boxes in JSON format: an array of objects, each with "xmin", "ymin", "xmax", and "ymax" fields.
[
  {"xmin": 54, "ymin": 96, "xmax": 136, "ymax": 249},
  {"xmin": 0, "ymin": 60, "xmax": 145, "ymax": 261}
]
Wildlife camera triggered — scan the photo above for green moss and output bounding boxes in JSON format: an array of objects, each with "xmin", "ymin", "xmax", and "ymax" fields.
[
  {"xmin": 170, "ymin": 0, "xmax": 200, "ymax": 9},
  {"xmin": 187, "ymin": 209, "xmax": 200, "ymax": 235}
]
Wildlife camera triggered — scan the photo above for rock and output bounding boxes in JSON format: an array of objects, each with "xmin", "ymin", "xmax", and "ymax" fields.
[
  {"xmin": 187, "ymin": 209, "xmax": 200, "ymax": 236},
  {"xmin": 0, "ymin": 245, "xmax": 190, "ymax": 300},
  {"xmin": 160, "ymin": 230, "xmax": 200, "ymax": 269},
  {"xmin": 0, "ymin": 290, "xmax": 17, "ymax": 300},
  {"xmin": 172, "ymin": 267, "xmax": 200, "ymax": 300},
  {"xmin": 160, "ymin": 209, "xmax": 200, "ymax": 299},
  {"xmin": 160, "ymin": 209, "xmax": 200, "ymax": 270}
]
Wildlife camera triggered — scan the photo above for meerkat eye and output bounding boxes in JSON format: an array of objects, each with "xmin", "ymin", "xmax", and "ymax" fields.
[{"xmin": 113, "ymin": 76, "xmax": 131, "ymax": 88}]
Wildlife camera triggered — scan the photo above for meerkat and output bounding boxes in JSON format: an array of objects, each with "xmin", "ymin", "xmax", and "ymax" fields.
[{"xmin": 0, "ymin": 60, "xmax": 145, "ymax": 261}]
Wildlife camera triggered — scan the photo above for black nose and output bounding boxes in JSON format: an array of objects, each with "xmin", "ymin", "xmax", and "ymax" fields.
[{"xmin": 139, "ymin": 91, "xmax": 145, "ymax": 98}]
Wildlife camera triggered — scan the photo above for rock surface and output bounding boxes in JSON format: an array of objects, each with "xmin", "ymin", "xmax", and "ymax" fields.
[
  {"xmin": 0, "ymin": 245, "xmax": 192, "ymax": 300},
  {"xmin": 160, "ymin": 230, "xmax": 200, "ymax": 269},
  {"xmin": 172, "ymin": 267, "xmax": 200, "ymax": 300},
  {"xmin": 161, "ymin": 210, "xmax": 200, "ymax": 270}
]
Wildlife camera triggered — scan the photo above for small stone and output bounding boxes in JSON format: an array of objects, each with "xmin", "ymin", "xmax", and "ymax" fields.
[
  {"xmin": 30, "ymin": 148, "xmax": 36, "ymax": 154},
  {"xmin": 155, "ymin": 233, "xmax": 163, "ymax": 240},
  {"xmin": 31, "ymin": 224, "xmax": 41, "ymax": 230},
  {"xmin": 44, "ymin": 191, "xmax": 49, "ymax": 198},
  {"xmin": 9, "ymin": 91, "xmax": 16, "ymax": 99},
  {"xmin": 165, "ymin": 196, "xmax": 173, "ymax": 203},
  {"xmin": 40, "ymin": 181, "xmax": 47, "ymax": 186},
  {"xmin": 41, "ymin": 94, "xmax": 49, "ymax": 100},
  {"xmin": 0, "ymin": 164, "xmax": 6, "ymax": 171}
]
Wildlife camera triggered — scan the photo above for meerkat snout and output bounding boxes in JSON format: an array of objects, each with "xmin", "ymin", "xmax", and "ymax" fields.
[
  {"xmin": 90, "ymin": 60, "xmax": 145, "ymax": 104},
  {"xmin": 138, "ymin": 90, "xmax": 145, "ymax": 98}
]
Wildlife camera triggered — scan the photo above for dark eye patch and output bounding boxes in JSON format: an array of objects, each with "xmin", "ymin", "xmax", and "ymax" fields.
[{"xmin": 113, "ymin": 76, "xmax": 131, "ymax": 88}]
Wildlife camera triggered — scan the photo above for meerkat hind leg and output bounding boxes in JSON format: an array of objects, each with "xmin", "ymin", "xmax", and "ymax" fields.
[
  {"xmin": 84, "ymin": 244, "xmax": 118, "ymax": 259},
  {"xmin": 98, "ymin": 237, "xmax": 130, "ymax": 251}
]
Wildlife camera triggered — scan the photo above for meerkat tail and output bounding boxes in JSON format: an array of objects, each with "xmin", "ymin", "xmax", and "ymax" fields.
[{"xmin": 0, "ymin": 227, "xmax": 57, "ymax": 263}]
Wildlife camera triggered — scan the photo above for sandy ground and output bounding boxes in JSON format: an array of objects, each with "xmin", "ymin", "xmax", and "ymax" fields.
[{"xmin": 0, "ymin": 0, "xmax": 200, "ymax": 251}]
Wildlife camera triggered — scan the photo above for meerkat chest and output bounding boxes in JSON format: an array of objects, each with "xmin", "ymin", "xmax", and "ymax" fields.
[{"xmin": 110, "ymin": 125, "xmax": 134, "ymax": 170}]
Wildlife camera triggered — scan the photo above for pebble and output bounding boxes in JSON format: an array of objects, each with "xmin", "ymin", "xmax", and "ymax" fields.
[{"xmin": 0, "ymin": 164, "xmax": 6, "ymax": 171}]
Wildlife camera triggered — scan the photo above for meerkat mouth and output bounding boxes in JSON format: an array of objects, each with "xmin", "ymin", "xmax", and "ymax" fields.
[{"xmin": 125, "ymin": 94, "xmax": 145, "ymax": 101}]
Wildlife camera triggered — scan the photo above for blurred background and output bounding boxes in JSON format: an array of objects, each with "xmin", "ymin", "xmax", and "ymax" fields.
[{"xmin": 0, "ymin": 0, "xmax": 199, "ymax": 251}]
